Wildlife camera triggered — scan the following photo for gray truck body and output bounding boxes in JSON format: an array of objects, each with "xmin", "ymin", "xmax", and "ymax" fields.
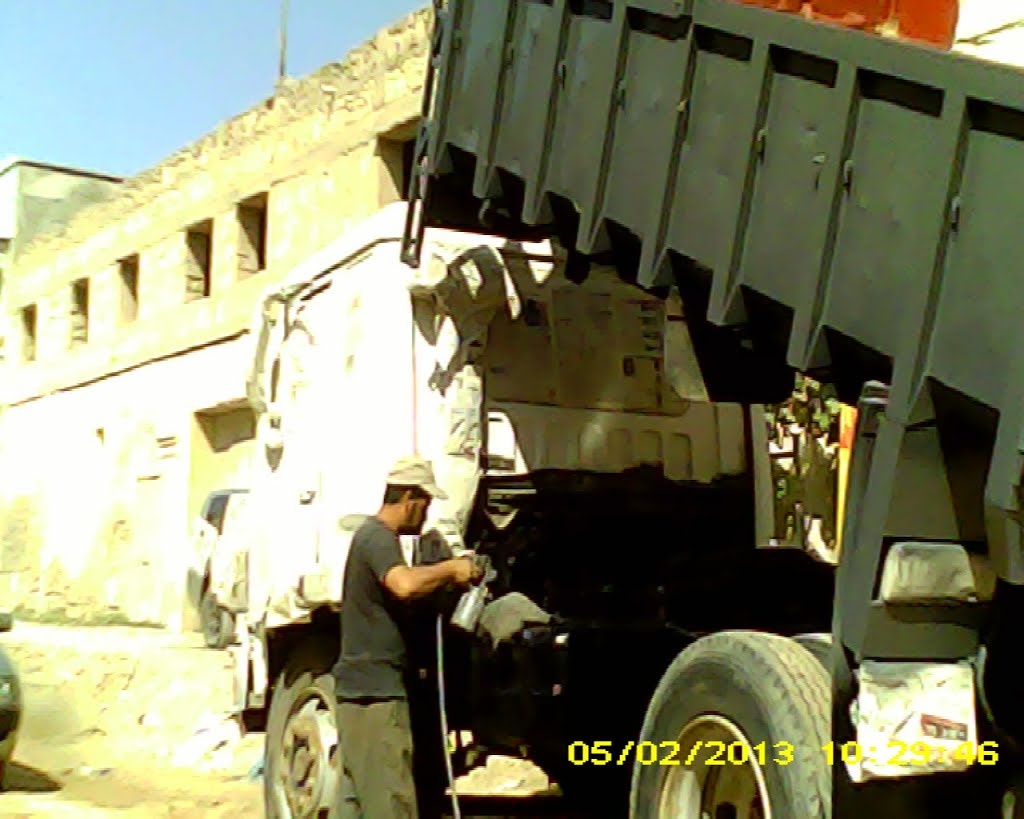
[{"xmin": 403, "ymin": 1, "xmax": 1024, "ymax": 815}]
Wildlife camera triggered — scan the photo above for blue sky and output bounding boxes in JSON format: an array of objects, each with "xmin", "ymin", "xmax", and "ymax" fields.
[{"xmin": 1, "ymin": 1, "xmax": 423, "ymax": 178}]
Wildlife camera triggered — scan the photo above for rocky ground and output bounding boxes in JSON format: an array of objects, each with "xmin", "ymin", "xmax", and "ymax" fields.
[
  {"xmin": 0, "ymin": 623, "xmax": 262, "ymax": 818},
  {"xmin": 0, "ymin": 622, "xmax": 568, "ymax": 818}
]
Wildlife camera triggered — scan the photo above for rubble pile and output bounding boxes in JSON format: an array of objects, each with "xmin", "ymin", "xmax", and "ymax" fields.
[{"xmin": 453, "ymin": 754, "xmax": 555, "ymax": 797}]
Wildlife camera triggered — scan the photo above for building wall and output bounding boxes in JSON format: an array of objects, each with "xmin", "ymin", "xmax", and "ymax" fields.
[
  {"xmin": 15, "ymin": 165, "xmax": 123, "ymax": 257},
  {"xmin": 0, "ymin": 7, "xmax": 431, "ymax": 627},
  {"xmin": 0, "ymin": 161, "xmax": 123, "ymax": 363},
  {"xmin": 0, "ymin": 166, "xmax": 19, "ymax": 245},
  {"xmin": 0, "ymin": 335, "xmax": 252, "ymax": 626},
  {"xmin": 189, "ymin": 405, "xmax": 256, "ymax": 522},
  {"xmin": 0, "ymin": 166, "xmax": 19, "ymax": 359}
]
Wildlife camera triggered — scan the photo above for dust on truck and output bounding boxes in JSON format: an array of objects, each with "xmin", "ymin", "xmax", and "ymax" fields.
[
  {"xmin": 391, "ymin": 0, "xmax": 1024, "ymax": 816},
  {"xmin": 230, "ymin": 200, "xmax": 827, "ymax": 817}
]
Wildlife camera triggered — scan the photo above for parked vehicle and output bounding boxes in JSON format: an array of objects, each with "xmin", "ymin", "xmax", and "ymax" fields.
[{"xmin": 190, "ymin": 489, "xmax": 248, "ymax": 649}]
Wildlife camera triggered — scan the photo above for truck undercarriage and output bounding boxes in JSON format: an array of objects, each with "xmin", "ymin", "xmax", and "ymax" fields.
[
  {"xmin": 468, "ymin": 469, "xmax": 829, "ymax": 773},
  {"xmin": 405, "ymin": 466, "xmax": 838, "ymax": 815},
  {"xmin": 259, "ymin": 460, "xmax": 837, "ymax": 817}
]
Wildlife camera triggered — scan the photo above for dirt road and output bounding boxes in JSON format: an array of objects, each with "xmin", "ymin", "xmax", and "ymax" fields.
[
  {"xmin": 0, "ymin": 622, "xmax": 576, "ymax": 818},
  {"xmin": 0, "ymin": 623, "xmax": 262, "ymax": 818}
]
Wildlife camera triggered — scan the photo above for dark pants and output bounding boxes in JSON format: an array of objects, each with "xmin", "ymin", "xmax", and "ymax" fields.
[{"xmin": 337, "ymin": 698, "xmax": 418, "ymax": 819}]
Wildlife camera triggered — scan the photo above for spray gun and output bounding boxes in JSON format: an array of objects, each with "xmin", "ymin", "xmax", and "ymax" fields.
[
  {"xmin": 441, "ymin": 553, "xmax": 497, "ymax": 819},
  {"xmin": 450, "ymin": 553, "xmax": 496, "ymax": 633}
]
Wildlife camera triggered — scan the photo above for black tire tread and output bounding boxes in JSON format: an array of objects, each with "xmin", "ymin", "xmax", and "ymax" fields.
[{"xmin": 632, "ymin": 630, "xmax": 831, "ymax": 819}]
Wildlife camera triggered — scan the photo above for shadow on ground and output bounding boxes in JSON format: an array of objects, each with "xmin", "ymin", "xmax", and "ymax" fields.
[{"xmin": 3, "ymin": 760, "xmax": 62, "ymax": 793}]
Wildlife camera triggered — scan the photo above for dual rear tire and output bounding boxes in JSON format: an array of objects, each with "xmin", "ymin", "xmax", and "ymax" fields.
[{"xmin": 630, "ymin": 631, "xmax": 832, "ymax": 819}]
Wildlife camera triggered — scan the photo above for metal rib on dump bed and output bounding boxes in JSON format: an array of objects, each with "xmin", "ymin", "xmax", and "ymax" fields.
[{"xmin": 407, "ymin": 0, "xmax": 1024, "ymax": 582}]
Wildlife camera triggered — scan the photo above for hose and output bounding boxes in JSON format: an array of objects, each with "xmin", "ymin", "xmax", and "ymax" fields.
[{"xmin": 437, "ymin": 613, "xmax": 462, "ymax": 819}]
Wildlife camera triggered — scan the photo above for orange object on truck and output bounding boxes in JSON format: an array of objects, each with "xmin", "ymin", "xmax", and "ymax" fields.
[
  {"xmin": 806, "ymin": 0, "xmax": 891, "ymax": 29},
  {"xmin": 737, "ymin": 0, "xmax": 960, "ymax": 49},
  {"xmin": 892, "ymin": 0, "xmax": 959, "ymax": 48}
]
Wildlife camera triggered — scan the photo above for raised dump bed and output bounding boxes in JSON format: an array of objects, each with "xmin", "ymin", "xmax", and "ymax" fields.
[{"xmin": 408, "ymin": 0, "xmax": 1024, "ymax": 581}]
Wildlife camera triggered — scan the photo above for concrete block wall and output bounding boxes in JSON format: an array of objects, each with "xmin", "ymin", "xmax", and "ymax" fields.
[{"xmin": 0, "ymin": 6, "xmax": 432, "ymax": 627}]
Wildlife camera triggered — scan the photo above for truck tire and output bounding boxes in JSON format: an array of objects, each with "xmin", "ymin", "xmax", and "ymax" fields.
[
  {"xmin": 199, "ymin": 586, "xmax": 234, "ymax": 650},
  {"xmin": 793, "ymin": 632, "xmax": 833, "ymax": 674},
  {"xmin": 629, "ymin": 631, "xmax": 830, "ymax": 819},
  {"xmin": 265, "ymin": 641, "xmax": 341, "ymax": 819}
]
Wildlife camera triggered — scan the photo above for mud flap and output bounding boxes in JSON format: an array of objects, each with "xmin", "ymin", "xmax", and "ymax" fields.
[
  {"xmin": 230, "ymin": 637, "xmax": 249, "ymax": 713},
  {"xmin": 232, "ymin": 626, "xmax": 269, "ymax": 711},
  {"xmin": 848, "ymin": 660, "xmax": 979, "ymax": 782}
]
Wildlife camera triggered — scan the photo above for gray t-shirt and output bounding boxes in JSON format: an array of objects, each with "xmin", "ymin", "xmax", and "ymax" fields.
[{"xmin": 333, "ymin": 517, "xmax": 409, "ymax": 699}]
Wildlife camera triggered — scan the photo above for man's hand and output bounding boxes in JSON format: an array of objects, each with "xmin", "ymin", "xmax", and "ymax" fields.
[{"xmin": 450, "ymin": 556, "xmax": 482, "ymax": 587}]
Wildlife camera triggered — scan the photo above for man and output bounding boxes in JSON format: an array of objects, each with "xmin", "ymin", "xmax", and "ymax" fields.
[{"xmin": 334, "ymin": 455, "xmax": 481, "ymax": 818}]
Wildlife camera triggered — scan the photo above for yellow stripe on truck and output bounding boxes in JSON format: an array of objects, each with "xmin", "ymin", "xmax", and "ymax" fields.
[{"xmin": 835, "ymin": 405, "xmax": 858, "ymax": 559}]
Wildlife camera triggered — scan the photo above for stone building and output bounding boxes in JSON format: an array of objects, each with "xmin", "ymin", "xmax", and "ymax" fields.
[
  {"xmin": 0, "ymin": 158, "xmax": 124, "ymax": 362},
  {"xmin": 0, "ymin": 9, "xmax": 430, "ymax": 628}
]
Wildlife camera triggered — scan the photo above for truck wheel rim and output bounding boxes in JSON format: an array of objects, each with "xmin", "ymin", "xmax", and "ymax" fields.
[
  {"xmin": 277, "ymin": 690, "xmax": 338, "ymax": 818},
  {"xmin": 657, "ymin": 714, "xmax": 771, "ymax": 819}
]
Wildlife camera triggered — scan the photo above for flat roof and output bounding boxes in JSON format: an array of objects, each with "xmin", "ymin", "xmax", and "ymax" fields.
[{"xmin": 0, "ymin": 155, "xmax": 124, "ymax": 184}]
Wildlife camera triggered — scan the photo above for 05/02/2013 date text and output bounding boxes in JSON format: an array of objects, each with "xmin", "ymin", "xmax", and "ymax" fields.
[{"xmin": 568, "ymin": 740, "xmax": 1000, "ymax": 767}]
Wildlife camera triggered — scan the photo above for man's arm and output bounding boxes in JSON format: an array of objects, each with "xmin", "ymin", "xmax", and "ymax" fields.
[{"xmin": 384, "ymin": 558, "xmax": 477, "ymax": 601}]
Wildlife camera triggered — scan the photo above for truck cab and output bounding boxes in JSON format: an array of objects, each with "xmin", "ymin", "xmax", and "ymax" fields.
[{"xmin": 231, "ymin": 202, "xmax": 840, "ymax": 817}]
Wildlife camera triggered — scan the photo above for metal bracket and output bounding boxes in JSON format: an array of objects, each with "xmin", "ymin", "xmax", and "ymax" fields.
[
  {"xmin": 842, "ymin": 158, "xmax": 855, "ymax": 192},
  {"xmin": 755, "ymin": 128, "xmax": 767, "ymax": 160}
]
